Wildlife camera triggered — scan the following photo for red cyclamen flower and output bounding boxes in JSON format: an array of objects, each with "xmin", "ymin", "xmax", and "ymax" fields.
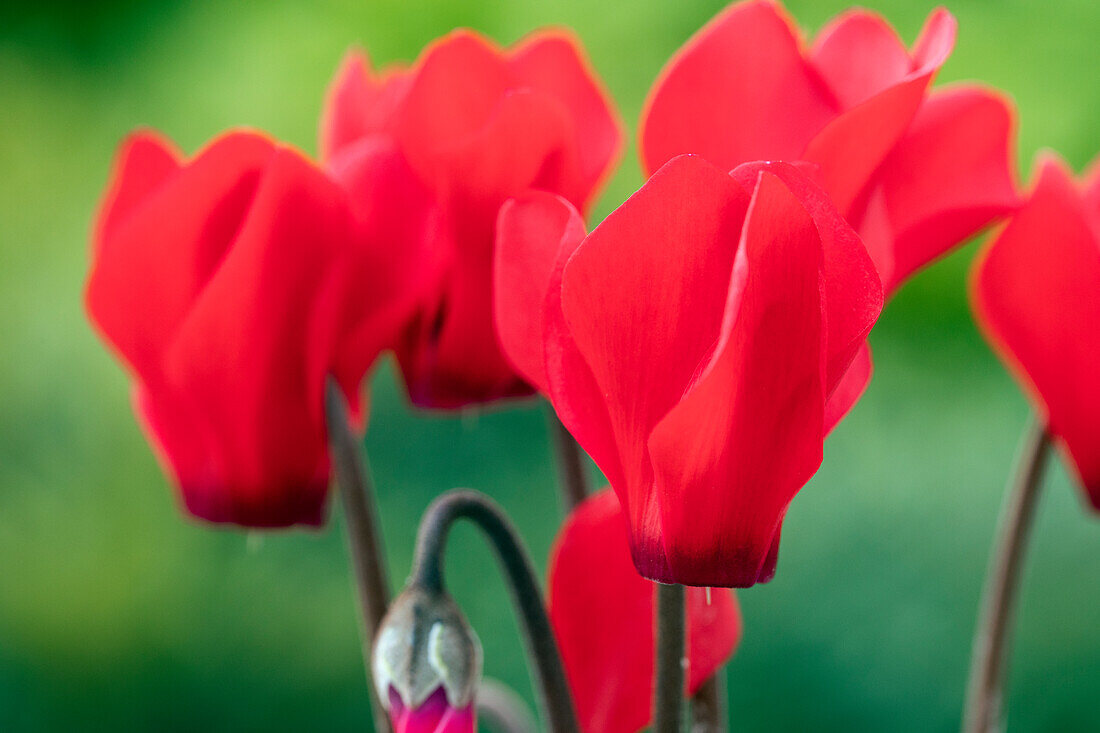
[
  {"xmin": 971, "ymin": 153, "xmax": 1100, "ymax": 509},
  {"xmin": 86, "ymin": 130, "xmax": 432, "ymax": 526},
  {"xmin": 495, "ymin": 155, "xmax": 883, "ymax": 587},
  {"xmin": 321, "ymin": 29, "xmax": 622, "ymax": 409},
  {"xmin": 641, "ymin": 0, "xmax": 1019, "ymax": 295},
  {"xmin": 550, "ymin": 489, "xmax": 741, "ymax": 733}
]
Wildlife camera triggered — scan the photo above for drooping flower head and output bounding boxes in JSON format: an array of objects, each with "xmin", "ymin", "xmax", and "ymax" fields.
[
  {"xmin": 641, "ymin": 0, "xmax": 1019, "ymax": 295},
  {"xmin": 374, "ymin": 587, "xmax": 481, "ymax": 733},
  {"xmin": 322, "ymin": 29, "xmax": 622, "ymax": 409},
  {"xmin": 495, "ymin": 155, "xmax": 883, "ymax": 587},
  {"xmin": 971, "ymin": 153, "xmax": 1100, "ymax": 509},
  {"xmin": 86, "ymin": 129, "xmax": 432, "ymax": 526},
  {"xmin": 549, "ymin": 489, "xmax": 741, "ymax": 733}
]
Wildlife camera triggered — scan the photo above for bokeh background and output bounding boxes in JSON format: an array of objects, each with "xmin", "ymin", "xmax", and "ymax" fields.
[{"xmin": 2, "ymin": 0, "xmax": 1099, "ymax": 730}]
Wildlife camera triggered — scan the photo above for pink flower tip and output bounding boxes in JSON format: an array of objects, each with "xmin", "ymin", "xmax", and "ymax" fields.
[{"xmin": 388, "ymin": 686, "xmax": 476, "ymax": 733}]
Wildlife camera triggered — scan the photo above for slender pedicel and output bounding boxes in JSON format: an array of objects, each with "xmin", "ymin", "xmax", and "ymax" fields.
[
  {"xmin": 655, "ymin": 582, "xmax": 687, "ymax": 733},
  {"xmin": 410, "ymin": 490, "xmax": 580, "ymax": 733},
  {"xmin": 962, "ymin": 416, "xmax": 1052, "ymax": 733},
  {"xmin": 691, "ymin": 669, "xmax": 726, "ymax": 733},
  {"xmin": 478, "ymin": 679, "xmax": 538, "ymax": 733},
  {"xmin": 547, "ymin": 407, "xmax": 590, "ymax": 511},
  {"xmin": 324, "ymin": 377, "xmax": 393, "ymax": 733}
]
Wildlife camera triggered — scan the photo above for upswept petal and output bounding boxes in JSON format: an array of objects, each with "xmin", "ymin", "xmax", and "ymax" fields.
[
  {"xmin": 93, "ymin": 130, "xmax": 182, "ymax": 251},
  {"xmin": 393, "ymin": 30, "xmax": 573, "ymax": 204},
  {"xmin": 156, "ymin": 147, "xmax": 357, "ymax": 526},
  {"xmin": 639, "ymin": 0, "xmax": 838, "ymax": 176},
  {"xmin": 549, "ymin": 489, "xmax": 741, "ymax": 733},
  {"xmin": 325, "ymin": 137, "xmax": 444, "ymax": 417},
  {"xmin": 394, "ymin": 31, "xmax": 511, "ymax": 171},
  {"xmin": 972, "ymin": 156, "xmax": 1100, "ymax": 508},
  {"xmin": 647, "ymin": 171, "xmax": 826, "ymax": 586},
  {"xmin": 493, "ymin": 192, "xmax": 586, "ymax": 393},
  {"xmin": 86, "ymin": 131, "xmax": 276, "ymax": 381},
  {"xmin": 542, "ymin": 225, "xmax": 626, "ymax": 499},
  {"xmin": 431, "ymin": 89, "xmax": 572, "ymax": 211},
  {"xmin": 560, "ymin": 155, "xmax": 752, "ymax": 576},
  {"xmin": 803, "ymin": 8, "xmax": 957, "ymax": 216},
  {"xmin": 874, "ymin": 85, "xmax": 1020, "ymax": 293},
  {"xmin": 730, "ymin": 161, "xmax": 881, "ymax": 392},
  {"xmin": 809, "ymin": 9, "xmax": 911, "ymax": 108},
  {"xmin": 1082, "ymin": 154, "xmax": 1100, "ymax": 216},
  {"xmin": 319, "ymin": 50, "xmax": 410, "ymax": 163},
  {"xmin": 320, "ymin": 28, "xmax": 622, "ymax": 409},
  {"xmin": 510, "ymin": 31, "xmax": 623, "ymax": 209},
  {"xmin": 823, "ymin": 342, "xmax": 873, "ymax": 433}
]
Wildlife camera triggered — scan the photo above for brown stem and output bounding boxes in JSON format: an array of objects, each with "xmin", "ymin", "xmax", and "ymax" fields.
[
  {"xmin": 691, "ymin": 669, "xmax": 726, "ymax": 733},
  {"xmin": 547, "ymin": 408, "xmax": 590, "ymax": 511},
  {"xmin": 411, "ymin": 490, "xmax": 580, "ymax": 733},
  {"xmin": 654, "ymin": 582, "xmax": 686, "ymax": 733},
  {"xmin": 961, "ymin": 416, "xmax": 1052, "ymax": 733},
  {"xmin": 324, "ymin": 378, "xmax": 393, "ymax": 733},
  {"xmin": 478, "ymin": 678, "xmax": 538, "ymax": 733}
]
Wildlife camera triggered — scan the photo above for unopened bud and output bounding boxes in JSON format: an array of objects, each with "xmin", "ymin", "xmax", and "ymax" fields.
[{"xmin": 373, "ymin": 586, "xmax": 482, "ymax": 733}]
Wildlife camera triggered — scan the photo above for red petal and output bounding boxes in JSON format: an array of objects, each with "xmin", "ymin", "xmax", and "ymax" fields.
[
  {"xmin": 386, "ymin": 35, "xmax": 583, "ymax": 409},
  {"xmin": 406, "ymin": 84, "xmax": 580, "ymax": 406},
  {"xmin": 647, "ymin": 171, "xmax": 826, "ymax": 586},
  {"xmin": 510, "ymin": 31, "xmax": 623, "ymax": 209},
  {"xmin": 322, "ymin": 29, "xmax": 621, "ymax": 410},
  {"xmin": 855, "ymin": 186, "xmax": 897, "ymax": 290},
  {"xmin": 543, "ymin": 233, "xmax": 626, "ymax": 499},
  {"xmin": 803, "ymin": 8, "xmax": 956, "ymax": 216},
  {"xmin": 326, "ymin": 138, "xmax": 445, "ymax": 417},
  {"xmin": 394, "ymin": 30, "xmax": 512, "ymax": 177},
  {"xmin": 549, "ymin": 490, "xmax": 741, "ymax": 733},
  {"xmin": 156, "ymin": 148, "xmax": 358, "ymax": 526},
  {"xmin": 430, "ymin": 89, "xmax": 572, "ymax": 209},
  {"xmin": 319, "ymin": 51, "xmax": 412, "ymax": 163},
  {"xmin": 639, "ymin": 0, "xmax": 838, "ymax": 176},
  {"xmin": 972, "ymin": 156, "xmax": 1100, "ymax": 508},
  {"xmin": 1082, "ymin": 154, "xmax": 1100, "ymax": 215},
  {"xmin": 86, "ymin": 131, "xmax": 276, "ymax": 381},
  {"xmin": 493, "ymin": 192, "xmax": 586, "ymax": 393},
  {"xmin": 824, "ymin": 342, "xmax": 873, "ymax": 433},
  {"xmin": 809, "ymin": 9, "xmax": 912, "ymax": 108},
  {"xmin": 395, "ymin": 200, "xmax": 535, "ymax": 409},
  {"xmin": 93, "ymin": 130, "xmax": 182, "ymax": 252},
  {"xmin": 730, "ymin": 161, "xmax": 882, "ymax": 395},
  {"xmin": 561, "ymin": 155, "xmax": 752, "ymax": 579},
  {"xmin": 873, "ymin": 85, "xmax": 1020, "ymax": 294}
]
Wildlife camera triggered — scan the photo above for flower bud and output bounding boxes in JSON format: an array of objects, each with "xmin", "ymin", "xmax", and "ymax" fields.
[{"xmin": 373, "ymin": 586, "xmax": 482, "ymax": 733}]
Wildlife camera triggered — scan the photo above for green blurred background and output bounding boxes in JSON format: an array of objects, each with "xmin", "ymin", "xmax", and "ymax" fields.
[{"xmin": 2, "ymin": 0, "xmax": 1099, "ymax": 730}]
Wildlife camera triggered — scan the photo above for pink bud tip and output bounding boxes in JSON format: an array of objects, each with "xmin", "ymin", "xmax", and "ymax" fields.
[{"xmin": 388, "ymin": 686, "xmax": 476, "ymax": 733}]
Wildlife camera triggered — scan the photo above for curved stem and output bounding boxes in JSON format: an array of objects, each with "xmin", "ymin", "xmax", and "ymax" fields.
[
  {"xmin": 547, "ymin": 408, "xmax": 590, "ymax": 511},
  {"xmin": 691, "ymin": 669, "xmax": 726, "ymax": 733},
  {"xmin": 324, "ymin": 378, "xmax": 392, "ymax": 733},
  {"xmin": 962, "ymin": 416, "xmax": 1052, "ymax": 733},
  {"xmin": 478, "ymin": 679, "xmax": 538, "ymax": 733},
  {"xmin": 411, "ymin": 490, "xmax": 579, "ymax": 733},
  {"xmin": 654, "ymin": 582, "xmax": 686, "ymax": 733}
]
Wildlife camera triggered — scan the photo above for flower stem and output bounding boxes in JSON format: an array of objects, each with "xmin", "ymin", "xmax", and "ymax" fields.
[
  {"xmin": 324, "ymin": 378, "xmax": 392, "ymax": 733},
  {"xmin": 547, "ymin": 408, "xmax": 590, "ymax": 511},
  {"xmin": 962, "ymin": 416, "xmax": 1052, "ymax": 733},
  {"xmin": 478, "ymin": 678, "xmax": 538, "ymax": 733},
  {"xmin": 654, "ymin": 582, "xmax": 686, "ymax": 733},
  {"xmin": 411, "ymin": 490, "xmax": 580, "ymax": 733},
  {"xmin": 691, "ymin": 669, "xmax": 726, "ymax": 733}
]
